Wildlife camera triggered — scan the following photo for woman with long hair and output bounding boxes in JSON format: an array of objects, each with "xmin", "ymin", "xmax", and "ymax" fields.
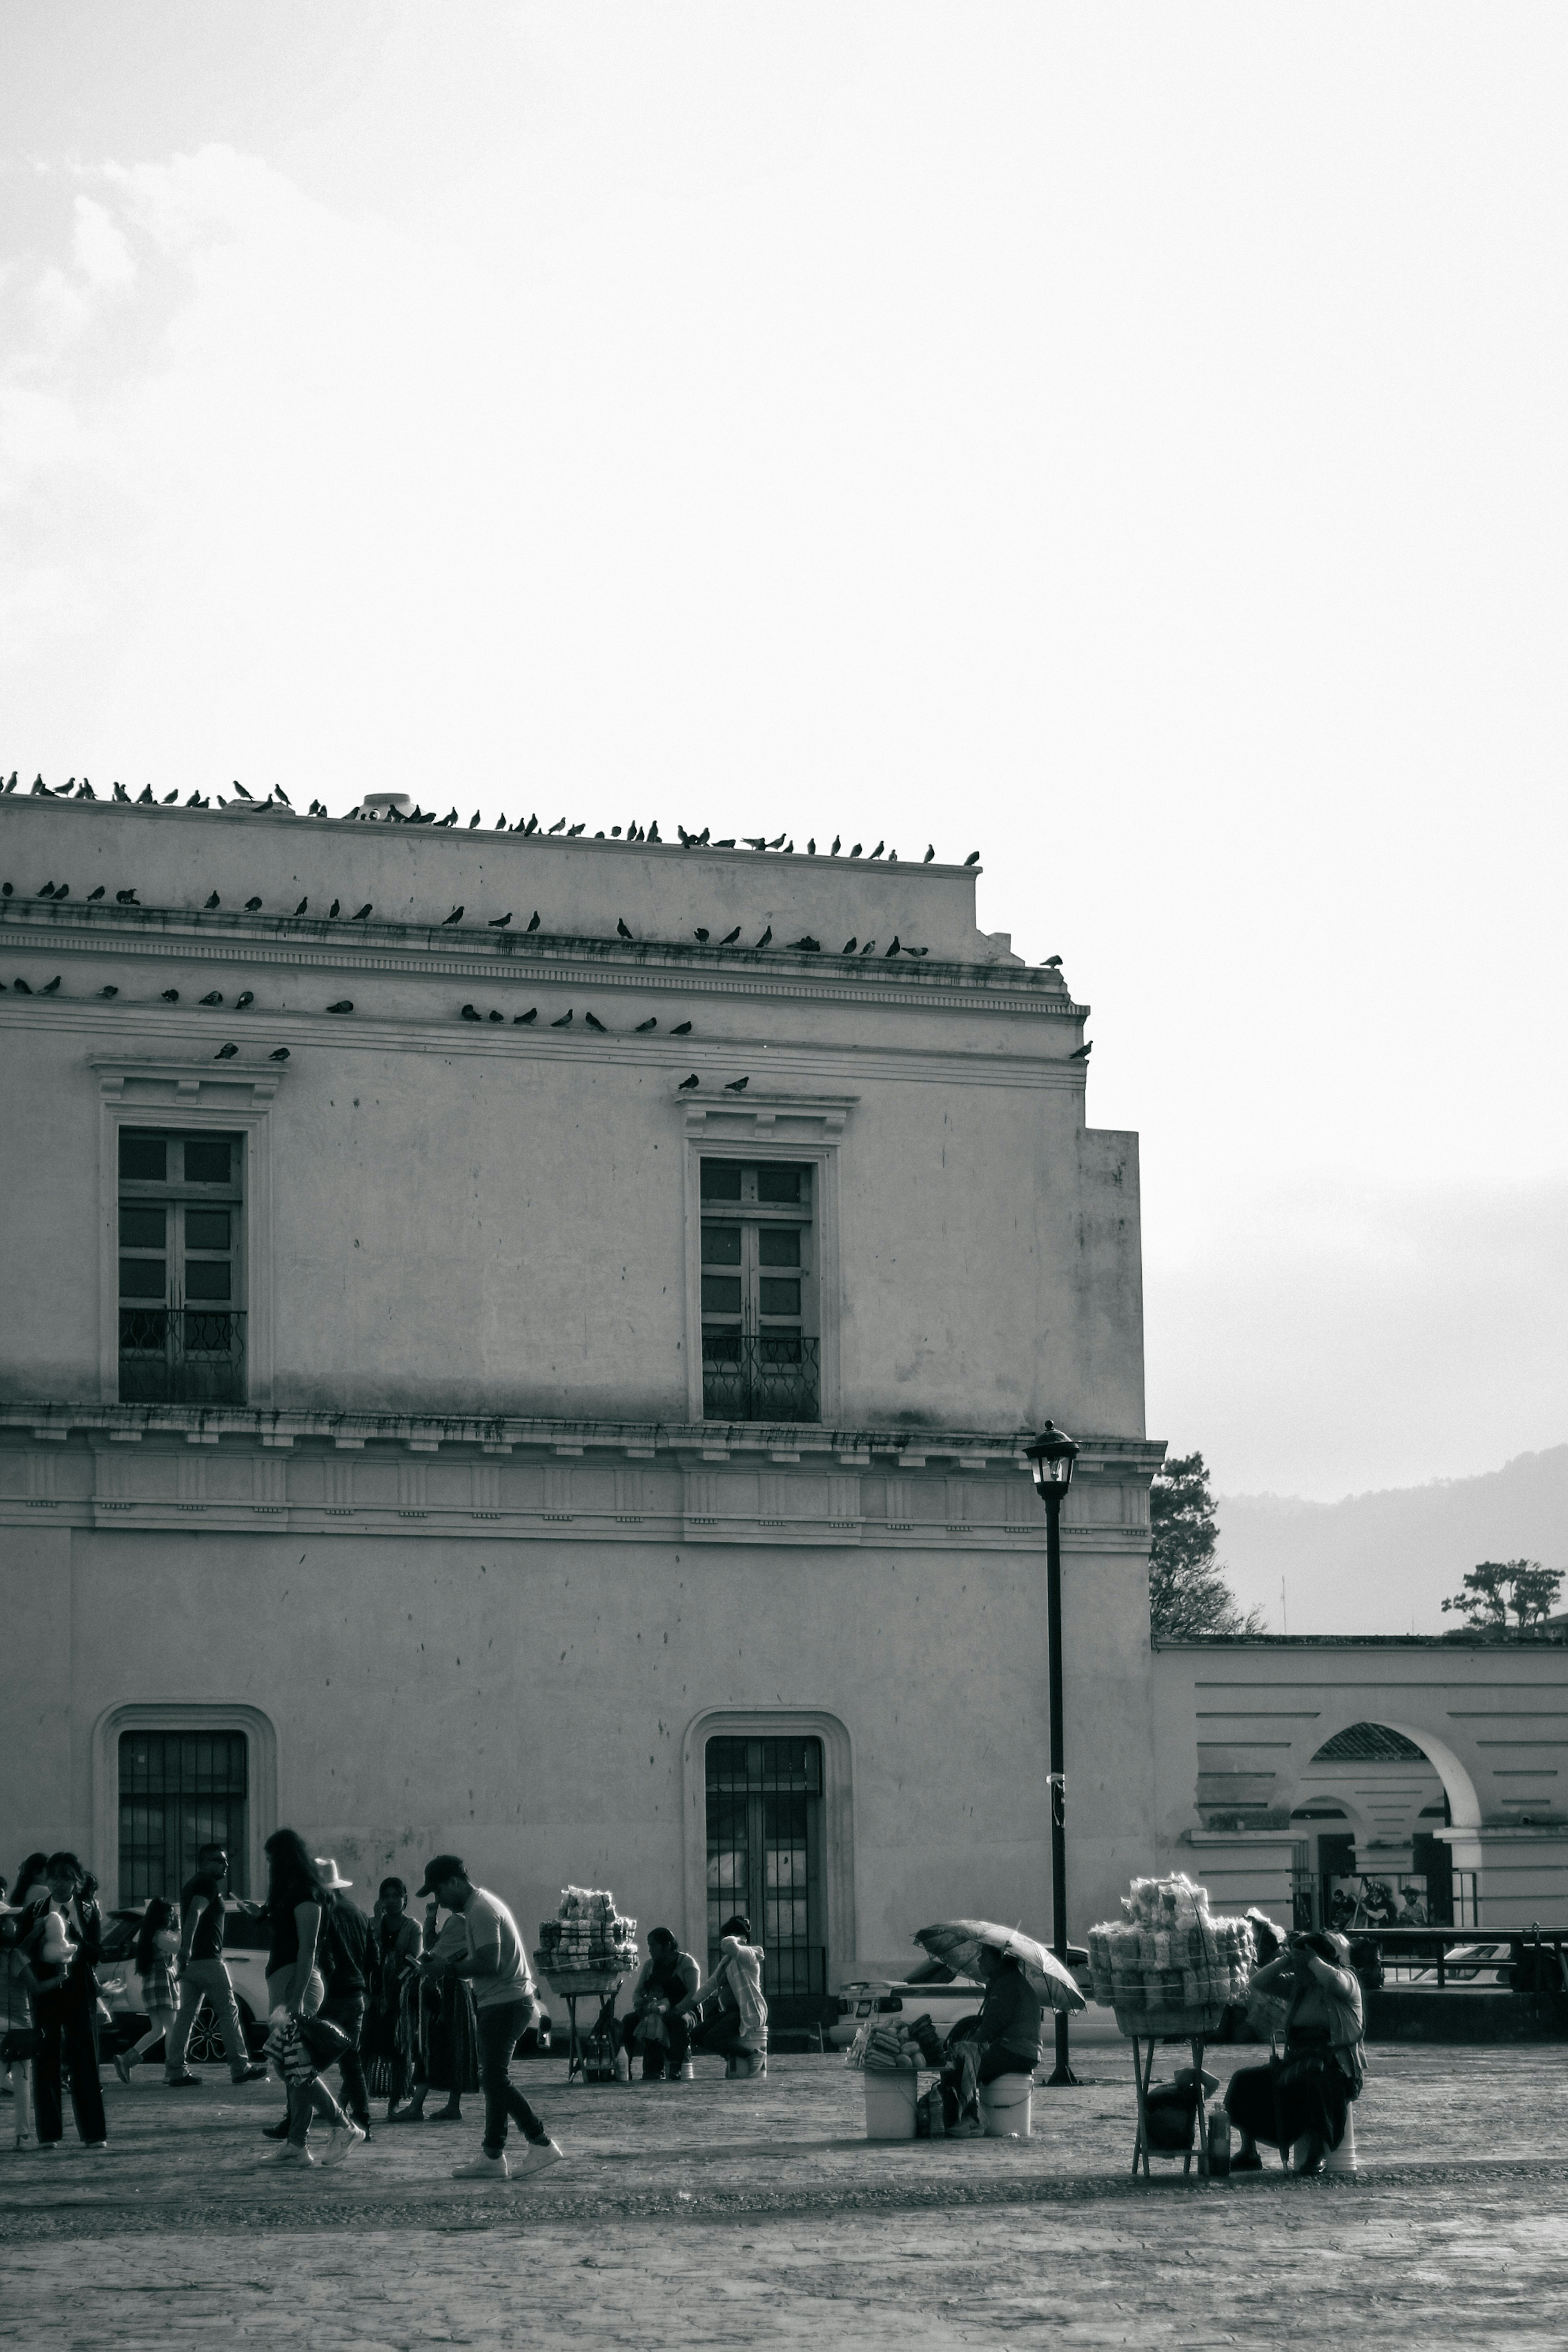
[
  {"xmin": 259, "ymin": 1830, "xmax": 362, "ymax": 2169},
  {"xmin": 113, "ymin": 1899, "xmax": 180, "ymax": 2082}
]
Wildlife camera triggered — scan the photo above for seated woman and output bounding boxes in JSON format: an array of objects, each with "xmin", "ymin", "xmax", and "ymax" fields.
[
  {"xmin": 1224, "ymin": 1930, "xmax": 1365, "ymax": 2175},
  {"xmin": 940, "ymin": 1948, "xmax": 1044, "ymax": 2134},
  {"xmin": 671, "ymin": 1915, "xmax": 768, "ymax": 2078},
  {"xmin": 621, "ymin": 1928, "xmax": 700, "ymax": 2080}
]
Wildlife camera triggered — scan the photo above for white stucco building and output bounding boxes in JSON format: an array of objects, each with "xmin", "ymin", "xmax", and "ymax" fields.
[{"xmin": 0, "ymin": 791, "xmax": 1160, "ymax": 2020}]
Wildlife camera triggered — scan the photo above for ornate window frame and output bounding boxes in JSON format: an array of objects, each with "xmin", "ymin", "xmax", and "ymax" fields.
[
  {"xmin": 91, "ymin": 1699, "xmax": 279, "ymax": 1908},
  {"xmin": 91, "ymin": 1059, "xmax": 285, "ymax": 1407},
  {"xmin": 677, "ymin": 1090, "xmax": 856, "ymax": 1425},
  {"xmin": 680, "ymin": 1705, "xmax": 857, "ymax": 1987}
]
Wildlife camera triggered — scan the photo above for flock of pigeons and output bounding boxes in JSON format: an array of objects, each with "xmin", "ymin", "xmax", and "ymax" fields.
[
  {"xmin": 3, "ymin": 877, "xmax": 939, "ymax": 963},
  {"xmin": 3, "ymin": 774, "xmax": 984, "ymax": 870},
  {"xmin": 4, "ymin": 788, "xmax": 1086, "ymax": 1066}
]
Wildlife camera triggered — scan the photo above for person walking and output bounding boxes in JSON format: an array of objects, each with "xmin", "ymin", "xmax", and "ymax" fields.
[
  {"xmin": 27, "ymin": 1854, "xmax": 108, "ymax": 2151},
  {"xmin": 163, "ymin": 1842, "xmax": 267, "ymax": 2088},
  {"xmin": 113, "ymin": 1900, "xmax": 180, "ymax": 2083},
  {"xmin": 414, "ymin": 1855, "xmax": 563, "ymax": 2183},
  {"xmin": 258, "ymin": 1830, "xmax": 363, "ymax": 2169},
  {"xmin": 315, "ymin": 1860, "xmax": 373, "ymax": 2135}
]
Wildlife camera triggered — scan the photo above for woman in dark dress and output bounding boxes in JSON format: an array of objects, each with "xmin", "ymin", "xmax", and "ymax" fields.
[
  {"xmin": 1225, "ymin": 1931, "xmax": 1365, "ymax": 2174},
  {"xmin": 364, "ymin": 1878, "xmax": 422, "ymax": 2120}
]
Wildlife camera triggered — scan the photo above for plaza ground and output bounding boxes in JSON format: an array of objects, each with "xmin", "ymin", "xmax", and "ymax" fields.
[{"xmin": 3, "ymin": 2043, "xmax": 1567, "ymax": 2347}]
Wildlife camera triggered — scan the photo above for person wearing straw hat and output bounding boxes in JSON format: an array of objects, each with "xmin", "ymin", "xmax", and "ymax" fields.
[{"xmin": 315, "ymin": 1858, "xmax": 374, "ymax": 2138}]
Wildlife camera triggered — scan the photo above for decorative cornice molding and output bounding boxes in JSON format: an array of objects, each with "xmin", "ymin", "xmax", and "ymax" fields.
[
  {"xmin": 0, "ymin": 903, "xmax": 1081, "ymax": 1019},
  {"xmin": 679, "ymin": 1089, "xmax": 858, "ymax": 1137},
  {"xmin": 0, "ymin": 1396, "xmax": 1163, "ymax": 1468},
  {"xmin": 0, "ymin": 1004, "xmax": 1091, "ymax": 1093},
  {"xmin": 90, "ymin": 1055, "xmax": 287, "ymax": 1102}
]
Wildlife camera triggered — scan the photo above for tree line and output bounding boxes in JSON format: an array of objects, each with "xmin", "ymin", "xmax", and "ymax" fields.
[{"xmin": 1147, "ymin": 1453, "xmax": 1564, "ymax": 1640}]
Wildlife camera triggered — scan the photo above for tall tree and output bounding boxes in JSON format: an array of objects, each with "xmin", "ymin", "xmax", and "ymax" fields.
[
  {"xmin": 1148, "ymin": 1451, "xmax": 1265, "ymax": 1640},
  {"xmin": 1441, "ymin": 1559, "xmax": 1564, "ymax": 1632}
]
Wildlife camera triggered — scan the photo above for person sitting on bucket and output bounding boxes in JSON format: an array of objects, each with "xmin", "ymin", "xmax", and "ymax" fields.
[
  {"xmin": 670, "ymin": 1915, "xmax": 767, "ymax": 2076},
  {"xmin": 1224, "ymin": 1929, "xmax": 1365, "ymax": 2176},
  {"xmin": 621, "ymin": 1928, "xmax": 700, "ymax": 2080},
  {"xmin": 940, "ymin": 1947, "xmax": 1044, "ymax": 2136}
]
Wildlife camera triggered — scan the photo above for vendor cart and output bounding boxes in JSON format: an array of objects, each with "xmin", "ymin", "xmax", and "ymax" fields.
[
  {"xmin": 1119, "ymin": 1999, "xmax": 1228, "ymax": 2179},
  {"xmin": 534, "ymin": 1959, "xmax": 625, "ymax": 2085}
]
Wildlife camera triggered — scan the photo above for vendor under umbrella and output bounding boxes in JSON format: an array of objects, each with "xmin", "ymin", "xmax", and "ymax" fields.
[{"xmin": 914, "ymin": 1922, "xmax": 1083, "ymax": 2138}]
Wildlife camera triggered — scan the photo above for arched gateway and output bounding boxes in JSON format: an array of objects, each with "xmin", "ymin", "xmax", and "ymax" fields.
[{"xmin": 1151, "ymin": 1636, "xmax": 1568, "ymax": 1929}]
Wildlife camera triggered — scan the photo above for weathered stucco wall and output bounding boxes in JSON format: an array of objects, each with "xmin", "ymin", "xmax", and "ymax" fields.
[
  {"xmin": 0, "ymin": 1515, "xmax": 1157, "ymax": 1976},
  {"xmin": 0, "ymin": 791, "xmax": 1160, "ymax": 1987}
]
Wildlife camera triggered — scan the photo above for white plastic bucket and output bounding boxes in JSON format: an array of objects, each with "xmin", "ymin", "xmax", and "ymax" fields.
[
  {"xmin": 863, "ymin": 2069, "xmax": 918, "ymax": 2140},
  {"xmin": 1325, "ymin": 2107, "xmax": 1358, "ymax": 2174},
  {"xmin": 979, "ymin": 2073, "xmax": 1033, "ymax": 2139}
]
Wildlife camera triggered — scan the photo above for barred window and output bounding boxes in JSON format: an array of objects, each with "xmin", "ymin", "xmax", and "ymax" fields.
[{"xmin": 118, "ymin": 1728, "xmax": 249, "ymax": 1905}]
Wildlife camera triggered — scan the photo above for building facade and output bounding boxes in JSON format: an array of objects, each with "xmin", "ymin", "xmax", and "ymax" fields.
[
  {"xmin": 0, "ymin": 793, "xmax": 1160, "ymax": 2007},
  {"xmin": 1150, "ymin": 1637, "xmax": 1568, "ymax": 1929}
]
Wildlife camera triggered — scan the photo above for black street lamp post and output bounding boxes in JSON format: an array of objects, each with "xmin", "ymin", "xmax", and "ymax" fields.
[{"xmin": 1024, "ymin": 1419, "xmax": 1081, "ymax": 2087}]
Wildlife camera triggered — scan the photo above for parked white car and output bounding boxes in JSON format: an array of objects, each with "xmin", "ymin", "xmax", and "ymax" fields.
[
  {"xmin": 827, "ymin": 1963, "xmax": 985, "ymax": 2051},
  {"xmin": 97, "ymin": 1901, "xmax": 272, "ymax": 2060},
  {"xmin": 828, "ymin": 1947, "xmax": 1093, "ymax": 2051}
]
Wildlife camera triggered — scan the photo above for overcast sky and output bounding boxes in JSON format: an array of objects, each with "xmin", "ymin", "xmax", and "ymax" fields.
[{"xmin": 4, "ymin": 4, "xmax": 1564, "ymax": 1512}]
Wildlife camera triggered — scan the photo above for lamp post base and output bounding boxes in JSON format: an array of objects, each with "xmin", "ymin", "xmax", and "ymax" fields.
[{"xmin": 1045, "ymin": 2061, "xmax": 1083, "ymax": 2087}]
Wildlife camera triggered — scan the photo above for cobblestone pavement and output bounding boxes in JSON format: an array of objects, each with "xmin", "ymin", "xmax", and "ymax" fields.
[{"xmin": 3, "ymin": 2046, "xmax": 1566, "ymax": 2346}]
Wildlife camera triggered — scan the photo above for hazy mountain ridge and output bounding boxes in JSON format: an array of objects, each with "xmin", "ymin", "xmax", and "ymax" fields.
[{"xmin": 1217, "ymin": 1444, "xmax": 1568, "ymax": 1636}]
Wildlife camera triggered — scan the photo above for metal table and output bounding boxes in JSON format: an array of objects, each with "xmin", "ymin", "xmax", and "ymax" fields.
[
  {"xmin": 536, "ymin": 1962, "xmax": 625, "ymax": 2085},
  {"xmin": 1121, "ymin": 2005, "xmax": 1228, "ymax": 2180}
]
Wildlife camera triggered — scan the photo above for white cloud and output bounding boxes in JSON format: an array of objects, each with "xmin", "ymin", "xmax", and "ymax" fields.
[{"xmin": 71, "ymin": 195, "xmax": 136, "ymax": 293}]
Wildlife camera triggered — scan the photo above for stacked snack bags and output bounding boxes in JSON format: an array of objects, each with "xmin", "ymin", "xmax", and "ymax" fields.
[
  {"xmin": 846, "ymin": 2018, "xmax": 922, "ymax": 2071},
  {"xmin": 535, "ymin": 1886, "xmax": 640, "ymax": 1976},
  {"xmin": 1087, "ymin": 1872, "xmax": 1256, "ymax": 2031}
]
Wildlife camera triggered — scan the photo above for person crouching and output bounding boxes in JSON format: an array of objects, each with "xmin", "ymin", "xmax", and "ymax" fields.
[{"xmin": 672, "ymin": 1915, "xmax": 768, "ymax": 2078}]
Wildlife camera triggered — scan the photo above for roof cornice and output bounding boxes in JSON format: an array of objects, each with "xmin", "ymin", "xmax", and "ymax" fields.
[{"xmin": 0, "ymin": 899, "xmax": 1084, "ymax": 1018}]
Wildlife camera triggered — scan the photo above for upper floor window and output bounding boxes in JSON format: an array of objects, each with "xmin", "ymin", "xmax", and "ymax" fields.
[
  {"xmin": 118, "ymin": 1129, "xmax": 246, "ymax": 1403},
  {"xmin": 700, "ymin": 1159, "xmax": 818, "ymax": 1421}
]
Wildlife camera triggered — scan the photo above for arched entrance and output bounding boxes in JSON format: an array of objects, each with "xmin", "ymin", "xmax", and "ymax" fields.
[{"xmin": 1287, "ymin": 1719, "xmax": 1483, "ymax": 1930}]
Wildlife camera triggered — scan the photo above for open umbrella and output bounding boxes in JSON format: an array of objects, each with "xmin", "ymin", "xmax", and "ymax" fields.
[{"xmin": 914, "ymin": 1920, "xmax": 1085, "ymax": 2012}]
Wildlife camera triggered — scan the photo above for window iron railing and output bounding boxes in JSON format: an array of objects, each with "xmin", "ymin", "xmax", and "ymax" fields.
[
  {"xmin": 702, "ymin": 1333, "xmax": 820, "ymax": 1423},
  {"xmin": 118, "ymin": 1307, "xmax": 247, "ymax": 1404}
]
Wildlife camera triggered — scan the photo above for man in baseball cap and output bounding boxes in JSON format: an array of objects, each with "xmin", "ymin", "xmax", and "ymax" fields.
[
  {"xmin": 415, "ymin": 1855, "xmax": 468, "ymax": 1900},
  {"xmin": 414, "ymin": 1857, "xmax": 563, "ymax": 2184}
]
